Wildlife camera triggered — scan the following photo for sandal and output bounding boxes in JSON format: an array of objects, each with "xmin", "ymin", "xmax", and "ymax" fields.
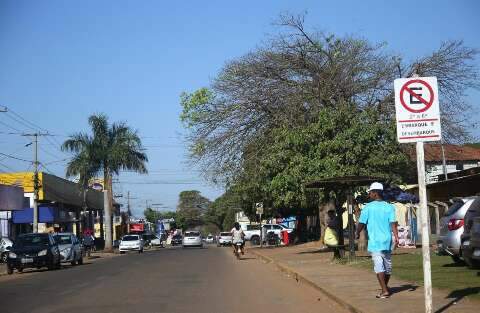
[{"xmin": 376, "ymin": 293, "xmax": 390, "ymax": 299}]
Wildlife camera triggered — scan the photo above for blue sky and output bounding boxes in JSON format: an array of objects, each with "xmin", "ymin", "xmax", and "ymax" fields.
[{"xmin": 0, "ymin": 1, "xmax": 479, "ymax": 216}]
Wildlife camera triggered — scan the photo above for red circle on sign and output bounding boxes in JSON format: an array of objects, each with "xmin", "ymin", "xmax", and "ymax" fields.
[{"xmin": 399, "ymin": 79, "xmax": 434, "ymax": 113}]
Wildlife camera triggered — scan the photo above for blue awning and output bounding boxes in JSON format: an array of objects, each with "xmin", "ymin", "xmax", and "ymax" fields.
[{"xmin": 12, "ymin": 207, "xmax": 55, "ymax": 224}]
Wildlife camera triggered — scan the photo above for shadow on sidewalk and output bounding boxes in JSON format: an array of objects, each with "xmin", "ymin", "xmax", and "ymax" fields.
[
  {"xmin": 435, "ymin": 287, "xmax": 480, "ymax": 313},
  {"xmin": 390, "ymin": 284, "xmax": 418, "ymax": 295},
  {"xmin": 297, "ymin": 248, "xmax": 331, "ymax": 254}
]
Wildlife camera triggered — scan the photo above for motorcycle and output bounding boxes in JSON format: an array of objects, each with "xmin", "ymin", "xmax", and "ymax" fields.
[
  {"xmin": 266, "ymin": 231, "xmax": 280, "ymax": 247},
  {"xmin": 233, "ymin": 242, "xmax": 243, "ymax": 259}
]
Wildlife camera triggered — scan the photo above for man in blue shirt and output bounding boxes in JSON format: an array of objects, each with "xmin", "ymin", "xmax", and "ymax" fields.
[{"xmin": 356, "ymin": 182, "xmax": 399, "ymax": 299}]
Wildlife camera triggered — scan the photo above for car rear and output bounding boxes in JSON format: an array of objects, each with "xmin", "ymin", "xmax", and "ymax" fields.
[
  {"xmin": 218, "ymin": 232, "xmax": 233, "ymax": 246},
  {"xmin": 460, "ymin": 197, "xmax": 480, "ymax": 267},
  {"xmin": 183, "ymin": 231, "xmax": 202, "ymax": 247},
  {"xmin": 437, "ymin": 198, "xmax": 474, "ymax": 261}
]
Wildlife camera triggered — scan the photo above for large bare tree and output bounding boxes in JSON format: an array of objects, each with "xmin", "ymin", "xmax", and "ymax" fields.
[{"xmin": 181, "ymin": 14, "xmax": 479, "ymax": 184}]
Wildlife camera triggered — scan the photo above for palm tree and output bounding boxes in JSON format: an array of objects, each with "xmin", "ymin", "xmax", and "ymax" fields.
[
  {"xmin": 62, "ymin": 114, "xmax": 148, "ymax": 251},
  {"xmin": 63, "ymin": 134, "xmax": 98, "ymax": 237}
]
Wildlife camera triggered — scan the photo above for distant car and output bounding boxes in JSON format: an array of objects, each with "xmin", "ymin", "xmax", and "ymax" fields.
[
  {"xmin": 205, "ymin": 234, "xmax": 214, "ymax": 244},
  {"xmin": 183, "ymin": 231, "xmax": 203, "ymax": 248},
  {"xmin": 54, "ymin": 233, "xmax": 84, "ymax": 265},
  {"xmin": 119, "ymin": 234, "xmax": 144, "ymax": 254},
  {"xmin": 1, "ymin": 237, "xmax": 13, "ymax": 263},
  {"xmin": 142, "ymin": 233, "xmax": 164, "ymax": 248},
  {"xmin": 438, "ymin": 197, "xmax": 477, "ymax": 263},
  {"xmin": 171, "ymin": 234, "xmax": 183, "ymax": 246},
  {"xmin": 460, "ymin": 197, "xmax": 480, "ymax": 268},
  {"xmin": 217, "ymin": 232, "xmax": 233, "ymax": 246},
  {"xmin": 6, "ymin": 233, "xmax": 61, "ymax": 274}
]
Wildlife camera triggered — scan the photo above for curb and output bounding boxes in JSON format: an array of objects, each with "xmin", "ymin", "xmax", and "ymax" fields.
[{"xmin": 250, "ymin": 249, "xmax": 364, "ymax": 313}]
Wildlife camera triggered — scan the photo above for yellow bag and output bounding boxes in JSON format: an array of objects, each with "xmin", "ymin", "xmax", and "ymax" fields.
[{"xmin": 324, "ymin": 227, "xmax": 339, "ymax": 246}]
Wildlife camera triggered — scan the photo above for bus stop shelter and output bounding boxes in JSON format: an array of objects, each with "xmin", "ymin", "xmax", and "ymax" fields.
[{"xmin": 306, "ymin": 176, "xmax": 384, "ymax": 260}]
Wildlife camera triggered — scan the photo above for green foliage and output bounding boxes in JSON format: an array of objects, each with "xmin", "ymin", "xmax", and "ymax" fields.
[
  {"xmin": 229, "ymin": 104, "xmax": 413, "ymax": 217},
  {"xmin": 143, "ymin": 208, "xmax": 176, "ymax": 225},
  {"xmin": 180, "ymin": 88, "xmax": 213, "ymax": 128},
  {"xmin": 176, "ymin": 190, "xmax": 210, "ymax": 230},
  {"xmin": 205, "ymin": 190, "xmax": 242, "ymax": 231}
]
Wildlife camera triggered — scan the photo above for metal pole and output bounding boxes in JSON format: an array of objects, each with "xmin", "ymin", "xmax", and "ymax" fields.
[
  {"xmin": 33, "ymin": 134, "xmax": 39, "ymax": 233},
  {"xmin": 347, "ymin": 191, "xmax": 355, "ymax": 260},
  {"xmin": 417, "ymin": 141, "xmax": 433, "ymax": 313},
  {"xmin": 441, "ymin": 142, "xmax": 448, "ymax": 181},
  {"xmin": 259, "ymin": 213, "xmax": 263, "ymax": 248}
]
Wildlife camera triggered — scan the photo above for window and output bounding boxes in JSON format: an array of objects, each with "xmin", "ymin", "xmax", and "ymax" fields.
[
  {"xmin": 54, "ymin": 235, "xmax": 72, "ymax": 245},
  {"xmin": 273, "ymin": 225, "xmax": 282, "ymax": 230},
  {"xmin": 456, "ymin": 164, "xmax": 464, "ymax": 171},
  {"xmin": 246, "ymin": 225, "xmax": 260, "ymax": 231}
]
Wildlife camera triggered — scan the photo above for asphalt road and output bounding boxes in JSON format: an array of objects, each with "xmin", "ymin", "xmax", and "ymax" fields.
[{"xmin": 0, "ymin": 246, "xmax": 348, "ymax": 313}]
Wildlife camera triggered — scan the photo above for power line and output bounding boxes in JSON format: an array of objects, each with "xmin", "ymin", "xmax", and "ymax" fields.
[
  {"xmin": 0, "ymin": 119, "xmax": 22, "ymax": 132},
  {"xmin": 0, "ymin": 152, "xmax": 32, "ymax": 163}
]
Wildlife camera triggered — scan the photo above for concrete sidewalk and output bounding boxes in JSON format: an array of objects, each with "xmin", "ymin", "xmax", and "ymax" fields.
[{"xmin": 249, "ymin": 244, "xmax": 479, "ymax": 313}]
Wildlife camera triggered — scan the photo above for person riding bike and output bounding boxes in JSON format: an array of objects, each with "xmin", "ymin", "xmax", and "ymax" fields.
[
  {"xmin": 82, "ymin": 231, "xmax": 95, "ymax": 257},
  {"xmin": 231, "ymin": 222, "xmax": 245, "ymax": 256}
]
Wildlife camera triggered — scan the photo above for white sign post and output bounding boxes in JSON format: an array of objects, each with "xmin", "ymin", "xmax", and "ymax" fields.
[
  {"xmin": 394, "ymin": 76, "xmax": 440, "ymax": 313},
  {"xmin": 256, "ymin": 203, "xmax": 264, "ymax": 248}
]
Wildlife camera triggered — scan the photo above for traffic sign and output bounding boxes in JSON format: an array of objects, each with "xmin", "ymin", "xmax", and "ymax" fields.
[
  {"xmin": 255, "ymin": 202, "xmax": 263, "ymax": 215},
  {"xmin": 394, "ymin": 77, "xmax": 441, "ymax": 143}
]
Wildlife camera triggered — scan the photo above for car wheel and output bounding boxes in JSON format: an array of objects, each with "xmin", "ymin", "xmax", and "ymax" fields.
[
  {"xmin": 251, "ymin": 236, "xmax": 260, "ymax": 246},
  {"xmin": 451, "ymin": 254, "xmax": 463, "ymax": 264},
  {"xmin": 18, "ymin": 267, "xmax": 23, "ymax": 273},
  {"xmin": 6, "ymin": 265, "xmax": 13, "ymax": 275},
  {"xmin": 464, "ymin": 256, "xmax": 480, "ymax": 269},
  {"xmin": 120, "ymin": 251, "xmax": 125, "ymax": 254},
  {"xmin": 78, "ymin": 256, "xmax": 83, "ymax": 265}
]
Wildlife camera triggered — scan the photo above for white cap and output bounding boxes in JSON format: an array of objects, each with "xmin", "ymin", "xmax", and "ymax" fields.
[{"xmin": 367, "ymin": 182, "xmax": 383, "ymax": 192}]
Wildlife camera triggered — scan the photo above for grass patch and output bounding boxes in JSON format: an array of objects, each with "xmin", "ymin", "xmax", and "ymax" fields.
[{"xmin": 351, "ymin": 251, "xmax": 480, "ymax": 301}]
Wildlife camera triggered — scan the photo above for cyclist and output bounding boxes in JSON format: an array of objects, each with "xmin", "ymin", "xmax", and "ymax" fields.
[{"xmin": 231, "ymin": 222, "xmax": 245, "ymax": 256}]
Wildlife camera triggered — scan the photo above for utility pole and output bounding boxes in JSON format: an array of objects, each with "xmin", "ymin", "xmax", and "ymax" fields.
[
  {"xmin": 127, "ymin": 191, "xmax": 131, "ymax": 233},
  {"xmin": 22, "ymin": 132, "xmax": 49, "ymax": 233}
]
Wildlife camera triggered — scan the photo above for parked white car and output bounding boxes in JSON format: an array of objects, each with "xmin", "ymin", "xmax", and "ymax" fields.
[
  {"xmin": 119, "ymin": 234, "xmax": 144, "ymax": 254},
  {"xmin": 54, "ymin": 233, "xmax": 84, "ymax": 265},
  {"xmin": 248, "ymin": 224, "xmax": 293, "ymax": 245},
  {"xmin": 182, "ymin": 231, "xmax": 203, "ymax": 248}
]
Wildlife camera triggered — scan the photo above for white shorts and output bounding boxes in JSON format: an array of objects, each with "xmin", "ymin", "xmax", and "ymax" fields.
[{"xmin": 371, "ymin": 251, "xmax": 392, "ymax": 274}]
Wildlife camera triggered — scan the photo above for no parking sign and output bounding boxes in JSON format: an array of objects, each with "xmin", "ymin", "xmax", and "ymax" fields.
[{"xmin": 394, "ymin": 77, "xmax": 441, "ymax": 143}]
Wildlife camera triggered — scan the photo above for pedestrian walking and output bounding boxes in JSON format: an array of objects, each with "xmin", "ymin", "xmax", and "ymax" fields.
[{"xmin": 356, "ymin": 182, "xmax": 399, "ymax": 299}]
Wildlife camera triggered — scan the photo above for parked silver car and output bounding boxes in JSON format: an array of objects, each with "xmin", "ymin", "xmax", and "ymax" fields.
[
  {"xmin": 437, "ymin": 196, "xmax": 478, "ymax": 263},
  {"xmin": 54, "ymin": 233, "xmax": 84, "ymax": 265},
  {"xmin": 1, "ymin": 237, "xmax": 13, "ymax": 263}
]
